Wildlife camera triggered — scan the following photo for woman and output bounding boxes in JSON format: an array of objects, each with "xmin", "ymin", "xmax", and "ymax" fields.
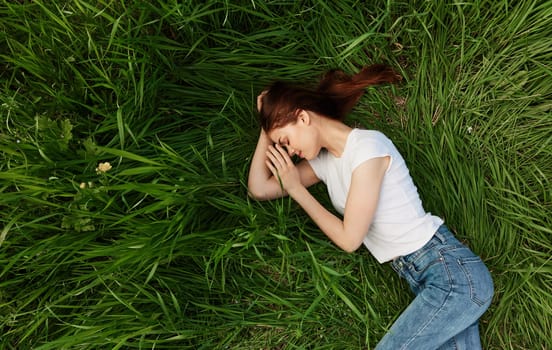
[{"xmin": 247, "ymin": 64, "xmax": 494, "ymax": 349}]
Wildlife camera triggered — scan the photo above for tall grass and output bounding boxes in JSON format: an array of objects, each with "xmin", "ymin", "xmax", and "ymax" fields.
[{"xmin": 1, "ymin": 0, "xmax": 550, "ymax": 349}]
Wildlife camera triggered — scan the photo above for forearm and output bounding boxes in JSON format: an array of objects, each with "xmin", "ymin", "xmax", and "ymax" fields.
[
  {"xmin": 248, "ymin": 131, "xmax": 286, "ymax": 200},
  {"xmin": 261, "ymin": 146, "xmax": 384, "ymax": 253},
  {"xmin": 289, "ymin": 186, "xmax": 360, "ymax": 253}
]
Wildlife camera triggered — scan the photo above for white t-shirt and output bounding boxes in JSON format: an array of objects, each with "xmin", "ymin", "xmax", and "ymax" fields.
[{"xmin": 308, "ymin": 129, "xmax": 443, "ymax": 263}]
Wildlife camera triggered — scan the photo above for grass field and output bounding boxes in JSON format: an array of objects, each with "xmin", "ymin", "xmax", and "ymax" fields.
[{"xmin": 1, "ymin": 0, "xmax": 550, "ymax": 349}]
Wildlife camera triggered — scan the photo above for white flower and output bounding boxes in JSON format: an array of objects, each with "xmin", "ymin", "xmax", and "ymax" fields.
[
  {"xmin": 79, "ymin": 182, "xmax": 86, "ymax": 189},
  {"xmin": 96, "ymin": 162, "xmax": 112, "ymax": 173},
  {"xmin": 467, "ymin": 126, "xmax": 473, "ymax": 134}
]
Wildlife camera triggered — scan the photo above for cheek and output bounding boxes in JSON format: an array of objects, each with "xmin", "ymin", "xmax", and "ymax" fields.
[
  {"xmin": 305, "ymin": 129, "xmax": 318, "ymax": 147},
  {"xmin": 299, "ymin": 135, "xmax": 315, "ymax": 159}
]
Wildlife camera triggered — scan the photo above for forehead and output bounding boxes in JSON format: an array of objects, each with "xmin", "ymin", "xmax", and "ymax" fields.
[{"xmin": 267, "ymin": 124, "xmax": 293, "ymax": 143}]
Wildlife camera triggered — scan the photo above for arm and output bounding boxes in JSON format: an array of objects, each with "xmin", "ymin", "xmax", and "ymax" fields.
[
  {"xmin": 265, "ymin": 143, "xmax": 388, "ymax": 252},
  {"xmin": 247, "ymin": 131, "xmax": 319, "ymax": 200},
  {"xmin": 292, "ymin": 158, "xmax": 388, "ymax": 252},
  {"xmin": 247, "ymin": 129, "xmax": 286, "ymax": 200}
]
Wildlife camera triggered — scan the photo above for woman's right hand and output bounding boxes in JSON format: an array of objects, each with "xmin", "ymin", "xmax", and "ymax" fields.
[
  {"xmin": 265, "ymin": 143, "xmax": 303, "ymax": 197},
  {"xmin": 257, "ymin": 90, "xmax": 268, "ymax": 112}
]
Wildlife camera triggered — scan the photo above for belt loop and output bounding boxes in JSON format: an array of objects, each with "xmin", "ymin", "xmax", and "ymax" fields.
[
  {"xmin": 435, "ymin": 224, "xmax": 449, "ymax": 244},
  {"xmin": 391, "ymin": 257, "xmax": 404, "ymax": 274}
]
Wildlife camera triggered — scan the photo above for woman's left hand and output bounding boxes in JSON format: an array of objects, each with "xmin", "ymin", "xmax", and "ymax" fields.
[{"xmin": 265, "ymin": 144, "xmax": 303, "ymax": 196}]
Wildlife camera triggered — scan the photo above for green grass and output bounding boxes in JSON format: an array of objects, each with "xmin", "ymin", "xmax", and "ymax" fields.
[{"xmin": 0, "ymin": 0, "xmax": 550, "ymax": 349}]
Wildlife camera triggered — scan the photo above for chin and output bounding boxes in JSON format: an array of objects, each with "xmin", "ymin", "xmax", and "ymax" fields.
[
  {"xmin": 303, "ymin": 152, "xmax": 315, "ymax": 161},
  {"xmin": 307, "ymin": 148, "xmax": 322, "ymax": 160}
]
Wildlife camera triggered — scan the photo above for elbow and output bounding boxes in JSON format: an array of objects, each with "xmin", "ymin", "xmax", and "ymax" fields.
[
  {"xmin": 248, "ymin": 191, "xmax": 262, "ymax": 201},
  {"xmin": 247, "ymin": 187, "xmax": 268, "ymax": 201},
  {"xmin": 341, "ymin": 240, "xmax": 363, "ymax": 254},
  {"xmin": 338, "ymin": 226, "xmax": 370, "ymax": 253},
  {"xmin": 342, "ymin": 246, "xmax": 358, "ymax": 254},
  {"xmin": 247, "ymin": 180, "xmax": 263, "ymax": 200}
]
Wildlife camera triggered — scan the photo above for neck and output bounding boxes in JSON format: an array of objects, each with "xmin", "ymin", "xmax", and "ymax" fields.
[{"xmin": 318, "ymin": 117, "xmax": 353, "ymax": 157}]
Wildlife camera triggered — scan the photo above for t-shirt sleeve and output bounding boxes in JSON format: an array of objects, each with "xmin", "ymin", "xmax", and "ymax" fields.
[{"xmin": 351, "ymin": 131, "xmax": 393, "ymax": 172}]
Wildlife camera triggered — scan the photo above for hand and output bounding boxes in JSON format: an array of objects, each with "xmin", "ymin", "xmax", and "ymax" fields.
[
  {"xmin": 257, "ymin": 90, "xmax": 268, "ymax": 112},
  {"xmin": 265, "ymin": 144, "xmax": 303, "ymax": 196}
]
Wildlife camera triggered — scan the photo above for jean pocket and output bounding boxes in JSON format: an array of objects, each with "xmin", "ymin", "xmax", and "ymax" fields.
[
  {"xmin": 457, "ymin": 256, "xmax": 494, "ymax": 307},
  {"xmin": 410, "ymin": 247, "xmax": 443, "ymax": 275}
]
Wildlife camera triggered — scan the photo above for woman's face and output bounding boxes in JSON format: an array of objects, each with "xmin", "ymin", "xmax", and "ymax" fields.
[{"xmin": 267, "ymin": 111, "xmax": 321, "ymax": 160}]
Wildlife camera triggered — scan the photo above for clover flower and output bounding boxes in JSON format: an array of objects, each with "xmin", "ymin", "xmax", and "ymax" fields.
[{"xmin": 96, "ymin": 162, "xmax": 112, "ymax": 174}]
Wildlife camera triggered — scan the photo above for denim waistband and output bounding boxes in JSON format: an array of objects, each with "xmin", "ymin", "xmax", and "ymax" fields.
[
  {"xmin": 434, "ymin": 224, "xmax": 453, "ymax": 244},
  {"xmin": 391, "ymin": 224, "xmax": 455, "ymax": 272}
]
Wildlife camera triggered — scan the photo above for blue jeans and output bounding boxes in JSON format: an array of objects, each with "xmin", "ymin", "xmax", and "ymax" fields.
[{"xmin": 376, "ymin": 225, "xmax": 494, "ymax": 350}]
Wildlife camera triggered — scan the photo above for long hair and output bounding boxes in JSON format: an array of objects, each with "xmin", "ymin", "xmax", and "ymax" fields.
[{"xmin": 259, "ymin": 64, "xmax": 402, "ymax": 131}]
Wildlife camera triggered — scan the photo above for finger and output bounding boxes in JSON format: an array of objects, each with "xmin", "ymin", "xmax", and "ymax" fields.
[
  {"xmin": 265, "ymin": 150, "xmax": 282, "ymax": 172},
  {"xmin": 265, "ymin": 159, "xmax": 278, "ymax": 177},
  {"xmin": 267, "ymin": 145, "xmax": 286, "ymax": 168},
  {"xmin": 257, "ymin": 95, "xmax": 262, "ymax": 112},
  {"xmin": 276, "ymin": 143, "xmax": 291, "ymax": 161},
  {"xmin": 274, "ymin": 144, "xmax": 293, "ymax": 166},
  {"xmin": 257, "ymin": 90, "xmax": 267, "ymax": 112},
  {"xmin": 266, "ymin": 160, "xmax": 285, "ymax": 190}
]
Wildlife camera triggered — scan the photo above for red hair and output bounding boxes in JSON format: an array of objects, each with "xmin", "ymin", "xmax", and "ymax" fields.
[{"xmin": 259, "ymin": 64, "xmax": 402, "ymax": 131}]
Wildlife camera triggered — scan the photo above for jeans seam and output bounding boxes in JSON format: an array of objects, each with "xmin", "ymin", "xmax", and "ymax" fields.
[
  {"xmin": 457, "ymin": 258, "xmax": 490, "ymax": 307},
  {"xmin": 400, "ymin": 251, "xmax": 454, "ymax": 349},
  {"xmin": 400, "ymin": 290, "xmax": 452, "ymax": 350}
]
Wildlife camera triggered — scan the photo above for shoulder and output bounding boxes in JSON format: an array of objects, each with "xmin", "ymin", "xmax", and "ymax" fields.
[
  {"xmin": 348, "ymin": 129, "xmax": 394, "ymax": 156},
  {"xmin": 350, "ymin": 129, "xmax": 392, "ymax": 149},
  {"xmin": 345, "ymin": 129, "xmax": 395, "ymax": 171}
]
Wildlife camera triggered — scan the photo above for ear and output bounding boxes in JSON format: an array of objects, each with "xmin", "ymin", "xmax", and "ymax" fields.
[{"xmin": 297, "ymin": 109, "xmax": 311, "ymax": 125}]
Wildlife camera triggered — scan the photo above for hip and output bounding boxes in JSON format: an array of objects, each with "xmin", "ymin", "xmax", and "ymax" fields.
[{"xmin": 390, "ymin": 224, "xmax": 494, "ymax": 306}]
